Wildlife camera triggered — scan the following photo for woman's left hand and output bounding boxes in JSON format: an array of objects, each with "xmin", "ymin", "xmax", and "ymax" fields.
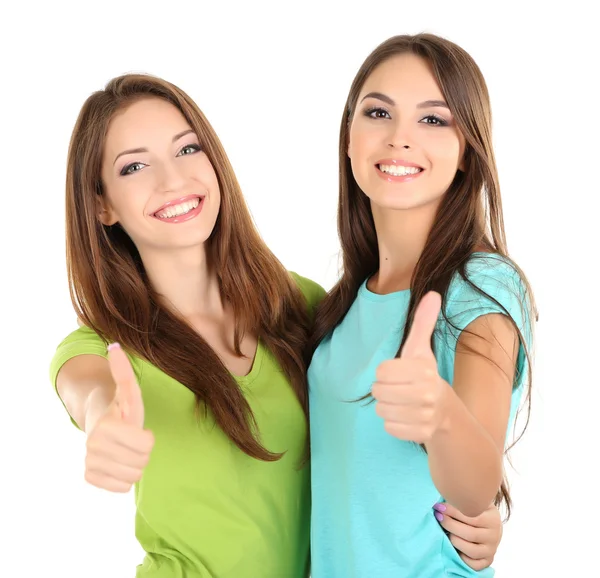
[{"xmin": 434, "ymin": 502, "xmax": 503, "ymax": 571}]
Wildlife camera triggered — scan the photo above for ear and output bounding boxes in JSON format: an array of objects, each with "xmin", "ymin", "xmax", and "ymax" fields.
[
  {"xmin": 456, "ymin": 144, "xmax": 467, "ymax": 172},
  {"xmin": 347, "ymin": 130, "xmax": 353, "ymax": 159},
  {"xmin": 346, "ymin": 116, "xmax": 352, "ymax": 159},
  {"xmin": 96, "ymin": 193, "xmax": 118, "ymax": 226}
]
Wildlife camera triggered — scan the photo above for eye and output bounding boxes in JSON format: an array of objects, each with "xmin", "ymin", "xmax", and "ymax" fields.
[
  {"xmin": 178, "ymin": 143, "xmax": 202, "ymax": 156},
  {"xmin": 363, "ymin": 106, "xmax": 391, "ymax": 120},
  {"xmin": 121, "ymin": 162, "xmax": 146, "ymax": 176},
  {"xmin": 419, "ymin": 114, "xmax": 448, "ymax": 127}
]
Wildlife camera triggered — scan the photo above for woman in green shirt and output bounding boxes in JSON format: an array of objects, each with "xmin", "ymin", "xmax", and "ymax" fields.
[{"xmin": 51, "ymin": 73, "xmax": 503, "ymax": 577}]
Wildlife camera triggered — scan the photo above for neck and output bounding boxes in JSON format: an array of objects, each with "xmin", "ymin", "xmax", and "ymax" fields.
[
  {"xmin": 369, "ymin": 200, "xmax": 440, "ymax": 294},
  {"xmin": 139, "ymin": 245, "xmax": 223, "ymax": 318}
]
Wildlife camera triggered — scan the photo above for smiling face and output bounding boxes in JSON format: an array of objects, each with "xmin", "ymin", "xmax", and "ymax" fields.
[
  {"xmin": 348, "ymin": 53, "xmax": 466, "ymax": 212},
  {"xmin": 98, "ymin": 97, "xmax": 221, "ymax": 255}
]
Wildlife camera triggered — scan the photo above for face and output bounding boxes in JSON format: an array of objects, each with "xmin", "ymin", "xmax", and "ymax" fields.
[
  {"xmin": 348, "ymin": 53, "xmax": 466, "ymax": 211},
  {"xmin": 98, "ymin": 97, "xmax": 220, "ymax": 254}
]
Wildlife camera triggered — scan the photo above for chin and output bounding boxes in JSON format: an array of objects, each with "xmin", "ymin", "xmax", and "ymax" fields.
[
  {"xmin": 369, "ymin": 189, "xmax": 445, "ymax": 213},
  {"xmin": 369, "ymin": 195, "xmax": 423, "ymax": 212}
]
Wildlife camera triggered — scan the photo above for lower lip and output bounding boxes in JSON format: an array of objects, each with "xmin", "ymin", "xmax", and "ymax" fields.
[
  {"xmin": 376, "ymin": 165, "xmax": 424, "ymax": 183},
  {"xmin": 152, "ymin": 198, "xmax": 205, "ymax": 224}
]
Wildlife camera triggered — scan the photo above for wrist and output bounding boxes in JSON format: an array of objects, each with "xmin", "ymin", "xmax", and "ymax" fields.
[{"xmin": 434, "ymin": 380, "xmax": 460, "ymax": 438}]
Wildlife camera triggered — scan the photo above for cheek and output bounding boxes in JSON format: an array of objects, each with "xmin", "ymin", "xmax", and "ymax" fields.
[
  {"xmin": 428, "ymin": 135, "xmax": 463, "ymax": 170},
  {"xmin": 196, "ymin": 157, "xmax": 221, "ymax": 190},
  {"xmin": 349, "ymin": 121, "xmax": 373, "ymax": 157},
  {"xmin": 349, "ymin": 126, "xmax": 379, "ymax": 175},
  {"xmin": 106, "ymin": 180, "xmax": 149, "ymax": 223}
]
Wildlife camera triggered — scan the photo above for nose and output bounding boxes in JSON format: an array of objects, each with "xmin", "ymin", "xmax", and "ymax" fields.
[
  {"xmin": 386, "ymin": 118, "xmax": 412, "ymax": 150},
  {"xmin": 156, "ymin": 158, "xmax": 187, "ymax": 194}
]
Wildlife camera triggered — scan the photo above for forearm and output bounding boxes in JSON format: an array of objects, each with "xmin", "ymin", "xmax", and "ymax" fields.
[
  {"xmin": 426, "ymin": 386, "xmax": 503, "ymax": 517},
  {"xmin": 56, "ymin": 355, "xmax": 116, "ymax": 433},
  {"xmin": 81, "ymin": 386, "xmax": 115, "ymax": 433}
]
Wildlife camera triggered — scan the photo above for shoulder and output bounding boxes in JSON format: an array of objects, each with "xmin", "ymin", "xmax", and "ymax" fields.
[
  {"xmin": 53, "ymin": 326, "xmax": 109, "ymax": 360},
  {"xmin": 445, "ymin": 253, "xmax": 532, "ymax": 334},
  {"xmin": 49, "ymin": 326, "xmax": 142, "ymax": 386},
  {"xmin": 464, "ymin": 253, "xmax": 522, "ymax": 284},
  {"xmin": 289, "ymin": 271, "xmax": 327, "ymax": 312},
  {"xmin": 449, "ymin": 253, "xmax": 527, "ymax": 302}
]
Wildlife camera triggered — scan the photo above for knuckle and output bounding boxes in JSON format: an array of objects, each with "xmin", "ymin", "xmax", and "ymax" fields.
[
  {"xmin": 85, "ymin": 436, "xmax": 97, "ymax": 451},
  {"xmin": 143, "ymin": 430, "xmax": 155, "ymax": 452},
  {"xmin": 84, "ymin": 455, "xmax": 95, "ymax": 471},
  {"xmin": 378, "ymin": 359, "xmax": 398, "ymax": 381},
  {"xmin": 383, "ymin": 421, "xmax": 396, "ymax": 436},
  {"xmin": 467, "ymin": 560, "xmax": 484, "ymax": 571},
  {"xmin": 375, "ymin": 364, "xmax": 388, "ymax": 382},
  {"xmin": 422, "ymin": 393, "xmax": 435, "ymax": 407},
  {"xmin": 139, "ymin": 453, "xmax": 151, "ymax": 468},
  {"xmin": 463, "ymin": 527, "xmax": 477, "ymax": 543},
  {"xmin": 84, "ymin": 471, "xmax": 102, "ymax": 489}
]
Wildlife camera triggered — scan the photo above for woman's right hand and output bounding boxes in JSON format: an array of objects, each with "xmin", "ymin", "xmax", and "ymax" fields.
[{"xmin": 84, "ymin": 343, "xmax": 154, "ymax": 493}]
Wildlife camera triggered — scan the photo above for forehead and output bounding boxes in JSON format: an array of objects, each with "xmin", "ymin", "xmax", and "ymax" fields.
[
  {"xmin": 359, "ymin": 53, "xmax": 443, "ymax": 102},
  {"xmin": 105, "ymin": 97, "xmax": 191, "ymax": 150}
]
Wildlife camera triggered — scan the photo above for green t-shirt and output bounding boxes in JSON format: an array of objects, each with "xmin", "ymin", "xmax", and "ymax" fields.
[{"xmin": 49, "ymin": 272, "xmax": 326, "ymax": 578}]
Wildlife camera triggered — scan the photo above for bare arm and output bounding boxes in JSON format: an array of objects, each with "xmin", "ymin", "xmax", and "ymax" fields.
[
  {"xmin": 426, "ymin": 313, "xmax": 519, "ymax": 516},
  {"xmin": 56, "ymin": 354, "xmax": 116, "ymax": 433},
  {"xmin": 57, "ymin": 345, "xmax": 153, "ymax": 493}
]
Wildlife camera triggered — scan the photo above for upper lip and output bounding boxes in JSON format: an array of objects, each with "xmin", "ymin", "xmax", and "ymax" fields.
[
  {"xmin": 151, "ymin": 194, "xmax": 203, "ymax": 215},
  {"xmin": 376, "ymin": 159, "xmax": 424, "ymax": 169}
]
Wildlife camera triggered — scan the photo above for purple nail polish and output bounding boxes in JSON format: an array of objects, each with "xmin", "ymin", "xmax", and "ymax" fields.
[
  {"xmin": 434, "ymin": 511, "xmax": 444, "ymax": 522},
  {"xmin": 433, "ymin": 503, "xmax": 447, "ymax": 512}
]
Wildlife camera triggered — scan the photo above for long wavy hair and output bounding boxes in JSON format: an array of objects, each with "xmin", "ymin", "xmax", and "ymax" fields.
[
  {"xmin": 66, "ymin": 73, "xmax": 311, "ymax": 462},
  {"xmin": 309, "ymin": 34, "xmax": 537, "ymax": 519}
]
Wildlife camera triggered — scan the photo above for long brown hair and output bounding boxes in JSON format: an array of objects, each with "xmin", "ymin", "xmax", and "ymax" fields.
[
  {"xmin": 309, "ymin": 34, "xmax": 537, "ymax": 519},
  {"xmin": 66, "ymin": 73, "xmax": 311, "ymax": 462}
]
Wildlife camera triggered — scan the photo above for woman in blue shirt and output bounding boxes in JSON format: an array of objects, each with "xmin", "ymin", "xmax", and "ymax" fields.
[{"xmin": 308, "ymin": 33, "xmax": 535, "ymax": 577}]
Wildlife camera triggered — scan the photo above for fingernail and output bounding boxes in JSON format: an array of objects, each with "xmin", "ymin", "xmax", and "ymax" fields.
[
  {"xmin": 433, "ymin": 503, "xmax": 447, "ymax": 512},
  {"xmin": 107, "ymin": 343, "xmax": 121, "ymax": 352},
  {"xmin": 434, "ymin": 512, "xmax": 444, "ymax": 522}
]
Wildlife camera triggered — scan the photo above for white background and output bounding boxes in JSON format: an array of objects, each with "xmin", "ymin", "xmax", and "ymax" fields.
[{"xmin": 1, "ymin": 1, "xmax": 597, "ymax": 576}]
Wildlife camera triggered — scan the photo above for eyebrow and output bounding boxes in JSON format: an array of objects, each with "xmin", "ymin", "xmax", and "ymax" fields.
[
  {"xmin": 113, "ymin": 129, "xmax": 196, "ymax": 165},
  {"xmin": 360, "ymin": 92, "xmax": 449, "ymax": 109}
]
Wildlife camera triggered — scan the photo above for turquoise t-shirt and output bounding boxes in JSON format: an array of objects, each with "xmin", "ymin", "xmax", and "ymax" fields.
[{"xmin": 308, "ymin": 254, "xmax": 532, "ymax": 578}]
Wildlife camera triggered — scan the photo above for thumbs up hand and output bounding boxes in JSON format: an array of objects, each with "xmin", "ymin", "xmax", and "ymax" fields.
[
  {"xmin": 373, "ymin": 292, "xmax": 450, "ymax": 444},
  {"xmin": 83, "ymin": 343, "xmax": 154, "ymax": 493}
]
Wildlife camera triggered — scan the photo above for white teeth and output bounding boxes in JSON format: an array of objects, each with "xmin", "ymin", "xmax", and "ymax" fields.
[
  {"xmin": 155, "ymin": 198, "xmax": 200, "ymax": 219},
  {"xmin": 379, "ymin": 164, "xmax": 422, "ymax": 176}
]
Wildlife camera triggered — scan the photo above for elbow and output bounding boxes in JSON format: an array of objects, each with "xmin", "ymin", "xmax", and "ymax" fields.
[
  {"xmin": 458, "ymin": 475, "xmax": 503, "ymax": 518},
  {"xmin": 441, "ymin": 465, "xmax": 503, "ymax": 518},
  {"xmin": 458, "ymin": 500, "xmax": 492, "ymax": 519},
  {"xmin": 451, "ymin": 490, "xmax": 495, "ymax": 518}
]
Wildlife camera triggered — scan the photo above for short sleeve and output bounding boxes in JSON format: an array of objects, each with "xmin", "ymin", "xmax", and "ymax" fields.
[
  {"xmin": 444, "ymin": 254, "xmax": 534, "ymax": 390},
  {"xmin": 289, "ymin": 272, "xmax": 327, "ymax": 318}
]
